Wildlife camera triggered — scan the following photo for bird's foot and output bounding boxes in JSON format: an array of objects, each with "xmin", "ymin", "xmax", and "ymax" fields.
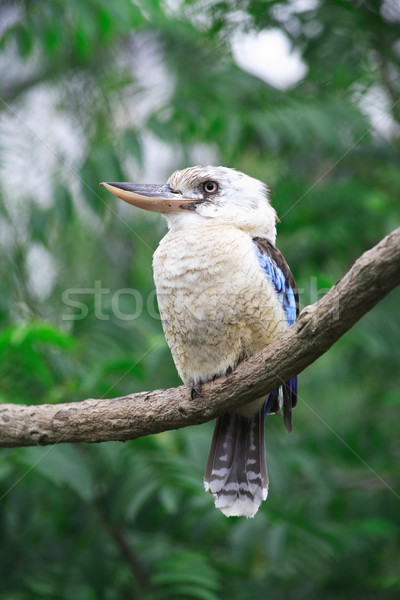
[{"xmin": 190, "ymin": 385, "xmax": 203, "ymax": 400}]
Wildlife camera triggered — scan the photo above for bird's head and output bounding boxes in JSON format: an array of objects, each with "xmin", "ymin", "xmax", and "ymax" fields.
[{"xmin": 101, "ymin": 166, "xmax": 277, "ymax": 240}]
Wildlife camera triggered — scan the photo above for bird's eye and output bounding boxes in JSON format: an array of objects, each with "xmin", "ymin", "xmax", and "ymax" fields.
[{"xmin": 202, "ymin": 181, "xmax": 219, "ymax": 194}]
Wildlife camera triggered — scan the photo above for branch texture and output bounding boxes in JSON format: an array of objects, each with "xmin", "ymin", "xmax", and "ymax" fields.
[{"xmin": 1, "ymin": 227, "xmax": 399, "ymax": 448}]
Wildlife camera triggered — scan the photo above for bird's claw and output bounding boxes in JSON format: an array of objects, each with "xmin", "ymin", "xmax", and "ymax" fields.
[{"xmin": 190, "ymin": 385, "xmax": 203, "ymax": 399}]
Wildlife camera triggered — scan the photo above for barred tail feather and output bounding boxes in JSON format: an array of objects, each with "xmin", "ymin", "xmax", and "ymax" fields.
[
  {"xmin": 282, "ymin": 375, "xmax": 298, "ymax": 433},
  {"xmin": 204, "ymin": 409, "xmax": 268, "ymax": 518}
]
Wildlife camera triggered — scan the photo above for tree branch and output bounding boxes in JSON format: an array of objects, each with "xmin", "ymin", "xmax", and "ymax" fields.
[{"xmin": 1, "ymin": 227, "xmax": 399, "ymax": 448}]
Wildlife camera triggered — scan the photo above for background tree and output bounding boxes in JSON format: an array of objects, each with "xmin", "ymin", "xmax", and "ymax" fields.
[{"xmin": 0, "ymin": 1, "xmax": 399, "ymax": 598}]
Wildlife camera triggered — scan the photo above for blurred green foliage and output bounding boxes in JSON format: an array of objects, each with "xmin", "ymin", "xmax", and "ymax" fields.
[{"xmin": 0, "ymin": 0, "xmax": 399, "ymax": 598}]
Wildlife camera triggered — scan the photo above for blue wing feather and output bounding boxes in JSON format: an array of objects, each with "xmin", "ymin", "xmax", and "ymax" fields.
[
  {"xmin": 254, "ymin": 247, "xmax": 297, "ymax": 326},
  {"xmin": 253, "ymin": 238, "xmax": 299, "ymax": 430}
]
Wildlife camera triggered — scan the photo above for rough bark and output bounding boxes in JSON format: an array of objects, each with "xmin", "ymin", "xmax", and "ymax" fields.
[{"xmin": 1, "ymin": 227, "xmax": 399, "ymax": 448}]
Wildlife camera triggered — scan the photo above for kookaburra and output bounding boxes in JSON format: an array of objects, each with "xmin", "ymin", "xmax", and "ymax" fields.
[{"xmin": 101, "ymin": 166, "xmax": 298, "ymax": 518}]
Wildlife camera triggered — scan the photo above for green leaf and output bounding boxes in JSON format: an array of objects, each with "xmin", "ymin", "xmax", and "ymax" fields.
[
  {"xmin": 156, "ymin": 585, "xmax": 219, "ymax": 600},
  {"xmin": 19, "ymin": 446, "xmax": 96, "ymax": 501},
  {"xmin": 43, "ymin": 24, "xmax": 61, "ymax": 55},
  {"xmin": 30, "ymin": 206, "xmax": 50, "ymax": 243},
  {"xmin": 54, "ymin": 184, "xmax": 73, "ymax": 224},
  {"xmin": 150, "ymin": 551, "xmax": 220, "ymax": 599},
  {"xmin": 15, "ymin": 24, "xmax": 34, "ymax": 59},
  {"xmin": 121, "ymin": 130, "xmax": 143, "ymax": 166},
  {"xmin": 73, "ymin": 3, "xmax": 98, "ymax": 59},
  {"xmin": 8, "ymin": 322, "xmax": 74, "ymax": 351}
]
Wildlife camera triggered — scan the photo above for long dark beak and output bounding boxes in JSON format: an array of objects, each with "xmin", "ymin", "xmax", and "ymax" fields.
[{"xmin": 100, "ymin": 182, "xmax": 195, "ymax": 212}]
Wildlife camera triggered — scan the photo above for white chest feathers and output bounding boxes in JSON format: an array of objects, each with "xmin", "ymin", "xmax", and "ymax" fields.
[{"xmin": 153, "ymin": 223, "xmax": 287, "ymax": 386}]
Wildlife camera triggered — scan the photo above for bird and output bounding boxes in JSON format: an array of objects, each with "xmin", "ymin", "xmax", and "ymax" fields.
[{"xmin": 101, "ymin": 166, "xmax": 298, "ymax": 518}]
